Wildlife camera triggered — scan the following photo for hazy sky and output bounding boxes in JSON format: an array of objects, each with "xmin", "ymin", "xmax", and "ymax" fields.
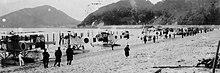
[{"xmin": 0, "ymin": 0, "xmax": 162, "ymax": 21}]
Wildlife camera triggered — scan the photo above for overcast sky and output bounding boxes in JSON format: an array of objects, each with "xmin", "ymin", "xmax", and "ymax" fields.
[{"xmin": 0, "ymin": 0, "xmax": 162, "ymax": 21}]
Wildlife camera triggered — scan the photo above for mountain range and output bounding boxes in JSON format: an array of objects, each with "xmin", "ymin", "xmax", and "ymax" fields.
[
  {"xmin": 79, "ymin": 0, "xmax": 220, "ymax": 27},
  {"xmin": 1, "ymin": 0, "xmax": 219, "ymax": 28},
  {"xmin": 0, "ymin": 5, "xmax": 80, "ymax": 28},
  {"xmin": 152, "ymin": 0, "xmax": 220, "ymax": 25},
  {"xmin": 79, "ymin": 0, "xmax": 154, "ymax": 27}
]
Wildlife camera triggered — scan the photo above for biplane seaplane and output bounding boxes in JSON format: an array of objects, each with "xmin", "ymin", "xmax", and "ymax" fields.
[
  {"xmin": 58, "ymin": 29, "xmax": 129, "ymax": 50},
  {"xmin": 91, "ymin": 29, "xmax": 129, "ymax": 47},
  {"xmin": 0, "ymin": 31, "xmax": 56, "ymax": 65},
  {"xmin": 58, "ymin": 31, "xmax": 88, "ymax": 50}
]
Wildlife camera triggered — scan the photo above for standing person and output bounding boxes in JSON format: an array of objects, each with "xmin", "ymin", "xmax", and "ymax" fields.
[
  {"xmin": 54, "ymin": 47, "xmax": 62, "ymax": 67},
  {"xmin": 42, "ymin": 49, "xmax": 50, "ymax": 68},
  {"xmin": 182, "ymin": 32, "xmax": 184, "ymax": 38},
  {"xmin": 181, "ymin": 29, "xmax": 184, "ymax": 38},
  {"xmin": 18, "ymin": 52, "xmax": 24, "ymax": 66},
  {"xmin": 165, "ymin": 34, "xmax": 168, "ymax": 39},
  {"xmin": 143, "ymin": 36, "xmax": 147, "ymax": 44},
  {"xmin": 153, "ymin": 36, "xmax": 156, "ymax": 43},
  {"xmin": 169, "ymin": 34, "xmax": 171, "ymax": 38},
  {"xmin": 124, "ymin": 45, "xmax": 130, "ymax": 57},
  {"xmin": 66, "ymin": 45, "xmax": 73, "ymax": 65},
  {"xmin": 111, "ymin": 44, "xmax": 114, "ymax": 50},
  {"xmin": 159, "ymin": 31, "xmax": 162, "ymax": 36}
]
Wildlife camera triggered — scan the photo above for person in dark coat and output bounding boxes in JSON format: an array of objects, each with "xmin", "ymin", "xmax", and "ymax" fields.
[
  {"xmin": 153, "ymin": 36, "xmax": 156, "ymax": 43},
  {"xmin": 111, "ymin": 44, "xmax": 114, "ymax": 50},
  {"xmin": 159, "ymin": 32, "xmax": 162, "ymax": 36},
  {"xmin": 66, "ymin": 45, "xmax": 73, "ymax": 65},
  {"xmin": 42, "ymin": 49, "xmax": 50, "ymax": 68},
  {"xmin": 124, "ymin": 45, "xmax": 130, "ymax": 57},
  {"xmin": 182, "ymin": 32, "xmax": 184, "ymax": 38},
  {"xmin": 169, "ymin": 34, "xmax": 171, "ymax": 38},
  {"xmin": 143, "ymin": 36, "xmax": 147, "ymax": 44},
  {"xmin": 54, "ymin": 47, "xmax": 62, "ymax": 67}
]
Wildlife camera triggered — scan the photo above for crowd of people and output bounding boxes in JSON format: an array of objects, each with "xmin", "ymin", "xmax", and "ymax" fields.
[{"xmin": 141, "ymin": 27, "xmax": 215, "ymax": 44}]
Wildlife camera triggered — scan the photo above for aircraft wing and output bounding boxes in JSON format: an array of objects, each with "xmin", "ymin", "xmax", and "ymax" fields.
[
  {"xmin": 24, "ymin": 41, "xmax": 56, "ymax": 45},
  {"xmin": 108, "ymin": 35, "xmax": 118, "ymax": 44},
  {"xmin": 70, "ymin": 37, "xmax": 84, "ymax": 45},
  {"xmin": 45, "ymin": 41, "xmax": 56, "ymax": 45}
]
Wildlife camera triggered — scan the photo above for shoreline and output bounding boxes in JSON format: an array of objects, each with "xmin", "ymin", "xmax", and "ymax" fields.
[{"xmin": 0, "ymin": 25, "xmax": 219, "ymax": 29}]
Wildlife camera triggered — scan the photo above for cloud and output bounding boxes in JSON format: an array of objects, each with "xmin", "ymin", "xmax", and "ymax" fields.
[
  {"xmin": 150, "ymin": 0, "xmax": 162, "ymax": 4},
  {"xmin": 0, "ymin": 0, "xmax": 24, "ymax": 4}
]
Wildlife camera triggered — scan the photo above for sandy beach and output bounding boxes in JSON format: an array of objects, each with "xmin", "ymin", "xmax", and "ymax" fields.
[{"xmin": 1, "ymin": 28, "xmax": 220, "ymax": 73}]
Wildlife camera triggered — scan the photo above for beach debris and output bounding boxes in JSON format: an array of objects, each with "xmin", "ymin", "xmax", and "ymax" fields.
[
  {"xmin": 155, "ymin": 68, "xmax": 162, "ymax": 73},
  {"xmin": 196, "ymin": 58, "xmax": 220, "ymax": 68},
  {"xmin": 177, "ymin": 59, "xmax": 185, "ymax": 63}
]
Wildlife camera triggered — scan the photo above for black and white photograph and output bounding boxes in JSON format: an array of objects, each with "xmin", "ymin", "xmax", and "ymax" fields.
[{"xmin": 0, "ymin": 0, "xmax": 220, "ymax": 73}]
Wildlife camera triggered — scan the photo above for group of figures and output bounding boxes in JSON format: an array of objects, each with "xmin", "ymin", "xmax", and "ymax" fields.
[
  {"xmin": 42, "ymin": 46, "xmax": 74, "ymax": 68},
  {"xmin": 176, "ymin": 27, "xmax": 214, "ymax": 38},
  {"xmin": 141, "ymin": 26, "xmax": 215, "ymax": 44},
  {"xmin": 41, "ymin": 45, "xmax": 130, "ymax": 68},
  {"xmin": 142, "ymin": 27, "xmax": 175, "ymax": 44}
]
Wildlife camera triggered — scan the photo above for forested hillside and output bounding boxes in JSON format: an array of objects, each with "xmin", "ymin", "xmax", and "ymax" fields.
[{"xmin": 79, "ymin": 0, "xmax": 220, "ymax": 27}]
